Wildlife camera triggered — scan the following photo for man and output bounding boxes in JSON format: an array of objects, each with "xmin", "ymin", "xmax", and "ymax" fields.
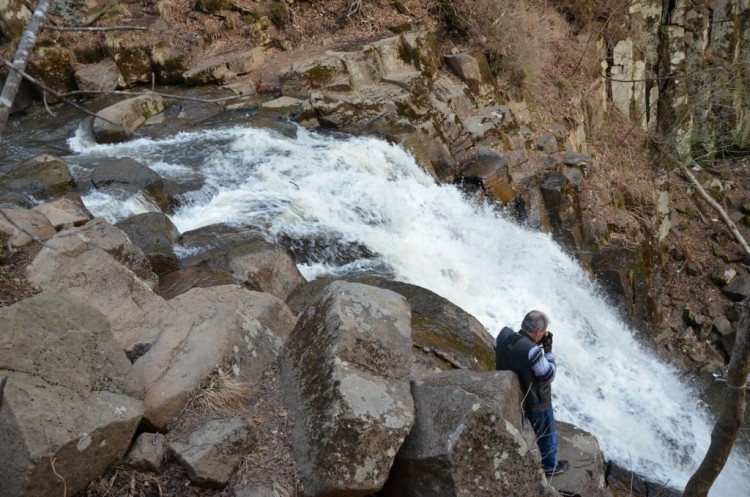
[{"xmin": 495, "ymin": 310, "xmax": 569, "ymax": 477}]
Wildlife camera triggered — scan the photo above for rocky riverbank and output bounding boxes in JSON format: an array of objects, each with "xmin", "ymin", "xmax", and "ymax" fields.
[{"xmin": 2, "ymin": 1, "xmax": 750, "ymax": 496}]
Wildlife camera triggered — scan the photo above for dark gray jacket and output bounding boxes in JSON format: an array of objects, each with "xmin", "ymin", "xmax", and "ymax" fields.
[{"xmin": 495, "ymin": 326, "xmax": 555, "ymax": 413}]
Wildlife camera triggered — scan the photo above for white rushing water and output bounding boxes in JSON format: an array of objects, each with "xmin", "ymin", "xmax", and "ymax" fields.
[{"xmin": 70, "ymin": 124, "xmax": 749, "ymax": 494}]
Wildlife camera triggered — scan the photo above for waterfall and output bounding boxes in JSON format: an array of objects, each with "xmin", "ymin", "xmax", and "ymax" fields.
[{"xmin": 69, "ymin": 124, "xmax": 750, "ymax": 494}]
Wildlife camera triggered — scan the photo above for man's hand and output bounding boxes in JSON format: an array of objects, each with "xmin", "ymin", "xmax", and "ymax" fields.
[{"xmin": 540, "ymin": 331, "xmax": 553, "ymax": 354}]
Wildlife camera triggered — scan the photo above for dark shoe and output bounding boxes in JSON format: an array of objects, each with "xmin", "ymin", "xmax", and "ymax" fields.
[{"xmin": 545, "ymin": 460, "xmax": 569, "ymax": 477}]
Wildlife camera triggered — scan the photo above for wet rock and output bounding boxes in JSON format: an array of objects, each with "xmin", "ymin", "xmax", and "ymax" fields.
[
  {"xmin": 459, "ymin": 148, "xmax": 515, "ymax": 203},
  {"xmin": 0, "ymin": 154, "xmax": 75, "ymax": 201},
  {"xmin": 92, "ymin": 95, "xmax": 167, "ymax": 143},
  {"xmin": 171, "ymin": 418, "xmax": 256, "ymax": 487},
  {"xmin": 281, "ymin": 281, "xmax": 414, "ymax": 497},
  {"xmin": 116, "ymin": 212, "xmax": 181, "ymax": 275},
  {"xmin": 126, "ymin": 432, "xmax": 168, "ymax": 472},
  {"xmin": 158, "ymin": 263, "xmax": 236, "ymax": 300},
  {"xmin": 187, "ymin": 237, "xmax": 306, "ymax": 301},
  {"xmin": 91, "ymin": 157, "xmax": 172, "ymax": 211}
]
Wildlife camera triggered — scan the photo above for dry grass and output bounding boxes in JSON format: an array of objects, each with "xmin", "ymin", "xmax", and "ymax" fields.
[
  {"xmin": 428, "ymin": 0, "xmax": 570, "ymax": 95},
  {"xmin": 154, "ymin": 0, "xmax": 180, "ymax": 24},
  {"xmin": 190, "ymin": 368, "xmax": 253, "ymax": 418},
  {"xmin": 81, "ymin": 464, "xmax": 164, "ymax": 497}
]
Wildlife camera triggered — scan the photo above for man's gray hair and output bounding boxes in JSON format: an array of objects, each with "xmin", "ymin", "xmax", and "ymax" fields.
[{"xmin": 521, "ymin": 310, "xmax": 549, "ymax": 333}]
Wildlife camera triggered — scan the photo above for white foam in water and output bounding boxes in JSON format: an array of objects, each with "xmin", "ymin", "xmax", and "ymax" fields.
[{"xmin": 69, "ymin": 124, "xmax": 750, "ymax": 494}]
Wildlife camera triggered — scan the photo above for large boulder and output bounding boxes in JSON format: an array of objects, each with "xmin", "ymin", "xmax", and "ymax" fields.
[
  {"xmin": 31, "ymin": 195, "xmax": 93, "ymax": 231},
  {"xmin": 131, "ymin": 285, "xmax": 285, "ymax": 430},
  {"xmin": 380, "ymin": 370, "xmax": 554, "ymax": 497},
  {"xmin": 185, "ymin": 235, "xmax": 306, "ymax": 301},
  {"xmin": 26, "ymin": 217, "xmax": 165, "ymax": 349},
  {"xmin": 91, "ymin": 157, "xmax": 173, "ymax": 211},
  {"xmin": 0, "ymin": 154, "xmax": 75, "ymax": 201},
  {"xmin": 91, "ymin": 95, "xmax": 167, "ymax": 143},
  {"xmin": 116, "ymin": 212, "xmax": 181, "ymax": 275},
  {"xmin": 75, "ymin": 60, "xmax": 126, "ymax": 91},
  {"xmin": 0, "ymin": 0, "xmax": 31, "ymax": 40},
  {"xmin": 0, "ymin": 292, "xmax": 144, "ymax": 497},
  {"xmin": 280, "ymin": 281, "xmax": 415, "ymax": 497},
  {"xmin": 460, "ymin": 148, "xmax": 515, "ymax": 203},
  {"xmin": 286, "ymin": 276, "xmax": 496, "ymax": 373},
  {"xmin": 552, "ymin": 422, "xmax": 612, "ymax": 497},
  {"xmin": 49, "ymin": 0, "xmax": 115, "ymax": 26},
  {"xmin": 158, "ymin": 263, "xmax": 236, "ymax": 300},
  {"xmin": 183, "ymin": 48, "xmax": 265, "ymax": 85},
  {"xmin": 0, "ymin": 208, "xmax": 56, "ymax": 247},
  {"xmin": 27, "ymin": 46, "xmax": 78, "ymax": 102}
]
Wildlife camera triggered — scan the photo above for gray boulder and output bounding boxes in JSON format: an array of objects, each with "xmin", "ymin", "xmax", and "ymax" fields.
[
  {"xmin": 287, "ymin": 276, "xmax": 496, "ymax": 373},
  {"xmin": 552, "ymin": 422, "xmax": 612, "ymax": 497},
  {"xmin": 125, "ymin": 432, "xmax": 168, "ymax": 472},
  {"xmin": 75, "ymin": 59, "xmax": 126, "ymax": 91},
  {"xmin": 0, "ymin": 208, "xmax": 56, "ymax": 247},
  {"xmin": 26, "ymin": 218, "xmax": 166, "ymax": 349},
  {"xmin": 91, "ymin": 157, "xmax": 173, "ymax": 212},
  {"xmin": 170, "ymin": 418, "xmax": 256, "ymax": 487},
  {"xmin": 280, "ymin": 281, "xmax": 415, "ymax": 497},
  {"xmin": 722, "ymin": 275, "xmax": 750, "ymax": 301},
  {"xmin": 92, "ymin": 94, "xmax": 167, "ymax": 143},
  {"xmin": 31, "ymin": 195, "xmax": 93, "ymax": 231},
  {"xmin": 0, "ymin": 0, "xmax": 31, "ymax": 40},
  {"xmin": 116, "ymin": 212, "xmax": 181, "ymax": 275},
  {"xmin": 131, "ymin": 285, "xmax": 285, "ymax": 430},
  {"xmin": 185, "ymin": 235, "xmax": 306, "ymax": 302},
  {"xmin": 183, "ymin": 47, "xmax": 265, "ymax": 85},
  {"xmin": 380, "ymin": 370, "xmax": 554, "ymax": 497},
  {"xmin": 444, "ymin": 51, "xmax": 496, "ymax": 99},
  {"xmin": 0, "ymin": 292, "xmax": 144, "ymax": 497},
  {"xmin": 0, "ymin": 154, "xmax": 75, "ymax": 201},
  {"xmin": 158, "ymin": 263, "xmax": 236, "ymax": 300}
]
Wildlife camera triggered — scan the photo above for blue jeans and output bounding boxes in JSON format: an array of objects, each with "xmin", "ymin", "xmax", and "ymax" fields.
[{"xmin": 525, "ymin": 406, "xmax": 558, "ymax": 472}]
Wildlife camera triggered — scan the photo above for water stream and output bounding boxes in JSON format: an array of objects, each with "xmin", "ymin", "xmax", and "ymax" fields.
[{"xmin": 64, "ymin": 123, "xmax": 749, "ymax": 495}]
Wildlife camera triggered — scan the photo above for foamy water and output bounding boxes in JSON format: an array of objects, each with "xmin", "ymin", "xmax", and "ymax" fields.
[{"xmin": 69, "ymin": 124, "xmax": 750, "ymax": 494}]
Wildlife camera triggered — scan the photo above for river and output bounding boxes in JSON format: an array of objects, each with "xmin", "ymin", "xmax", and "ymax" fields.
[{"xmin": 4, "ymin": 106, "xmax": 749, "ymax": 495}]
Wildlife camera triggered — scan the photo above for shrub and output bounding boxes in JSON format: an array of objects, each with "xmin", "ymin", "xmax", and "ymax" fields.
[{"xmin": 428, "ymin": 0, "xmax": 568, "ymax": 93}]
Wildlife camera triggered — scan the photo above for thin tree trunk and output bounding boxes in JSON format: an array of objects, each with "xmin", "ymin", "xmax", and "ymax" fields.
[
  {"xmin": 0, "ymin": 0, "xmax": 50, "ymax": 143},
  {"xmin": 683, "ymin": 298, "xmax": 750, "ymax": 497}
]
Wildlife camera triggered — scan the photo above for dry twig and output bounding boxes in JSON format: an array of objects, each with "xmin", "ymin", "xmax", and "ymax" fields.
[{"xmin": 681, "ymin": 165, "xmax": 750, "ymax": 258}]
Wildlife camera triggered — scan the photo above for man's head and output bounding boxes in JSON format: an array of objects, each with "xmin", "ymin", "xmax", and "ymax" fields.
[{"xmin": 521, "ymin": 310, "xmax": 549, "ymax": 343}]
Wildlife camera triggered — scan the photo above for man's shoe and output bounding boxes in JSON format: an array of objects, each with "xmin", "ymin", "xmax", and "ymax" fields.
[{"xmin": 545, "ymin": 460, "xmax": 569, "ymax": 477}]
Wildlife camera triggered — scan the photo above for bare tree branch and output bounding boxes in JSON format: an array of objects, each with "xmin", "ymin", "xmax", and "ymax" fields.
[
  {"xmin": 0, "ymin": 0, "xmax": 51, "ymax": 144},
  {"xmin": 42, "ymin": 24, "xmax": 148, "ymax": 32},
  {"xmin": 1, "ymin": 59, "xmax": 135, "ymax": 135},
  {"xmin": 683, "ymin": 298, "xmax": 750, "ymax": 497},
  {"xmin": 681, "ymin": 165, "xmax": 750, "ymax": 259}
]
